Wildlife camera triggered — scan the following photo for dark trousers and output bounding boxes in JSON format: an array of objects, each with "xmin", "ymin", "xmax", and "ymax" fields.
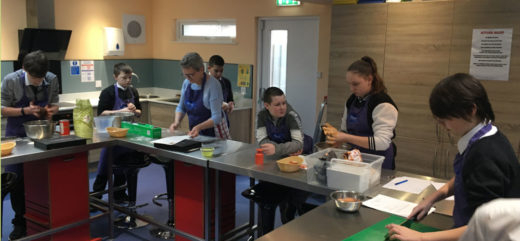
[
  {"xmin": 249, "ymin": 182, "xmax": 309, "ymax": 236},
  {"xmin": 5, "ymin": 164, "xmax": 26, "ymax": 227}
]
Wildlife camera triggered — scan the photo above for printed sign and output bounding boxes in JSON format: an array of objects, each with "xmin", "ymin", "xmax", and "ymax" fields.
[
  {"xmin": 469, "ymin": 28, "xmax": 513, "ymax": 81},
  {"xmin": 237, "ymin": 64, "xmax": 251, "ymax": 87}
]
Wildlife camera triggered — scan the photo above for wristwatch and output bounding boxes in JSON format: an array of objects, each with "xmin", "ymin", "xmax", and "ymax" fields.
[{"xmin": 21, "ymin": 107, "xmax": 25, "ymax": 116}]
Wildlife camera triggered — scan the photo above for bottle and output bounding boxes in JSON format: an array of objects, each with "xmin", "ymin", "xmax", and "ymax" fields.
[{"xmin": 255, "ymin": 148, "xmax": 264, "ymax": 165}]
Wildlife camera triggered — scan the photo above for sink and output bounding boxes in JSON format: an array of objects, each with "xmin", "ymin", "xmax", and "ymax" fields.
[{"xmin": 139, "ymin": 95, "xmax": 160, "ymax": 99}]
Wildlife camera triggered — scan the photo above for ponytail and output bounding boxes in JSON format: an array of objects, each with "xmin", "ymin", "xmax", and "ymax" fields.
[{"xmin": 348, "ymin": 56, "xmax": 386, "ymax": 94}]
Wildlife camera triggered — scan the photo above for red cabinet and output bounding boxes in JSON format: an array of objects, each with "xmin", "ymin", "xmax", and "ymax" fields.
[
  {"xmin": 24, "ymin": 152, "xmax": 90, "ymax": 241},
  {"xmin": 174, "ymin": 161, "xmax": 236, "ymax": 241}
]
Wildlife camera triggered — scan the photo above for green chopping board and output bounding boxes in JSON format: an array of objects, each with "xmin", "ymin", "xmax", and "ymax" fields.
[{"xmin": 343, "ymin": 215, "xmax": 439, "ymax": 241}]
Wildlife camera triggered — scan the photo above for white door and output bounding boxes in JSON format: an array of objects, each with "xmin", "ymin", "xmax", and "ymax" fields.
[{"xmin": 257, "ymin": 17, "xmax": 319, "ymax": 136}]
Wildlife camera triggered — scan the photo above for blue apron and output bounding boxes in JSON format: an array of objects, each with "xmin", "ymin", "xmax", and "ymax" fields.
[
  {"xmin": 265, "ymin": 114, "xmax": 313, "ymax": 155},
  {"xmin": 5, "ymin": 73, "xmax": 49, "ymax": 174},
  {"xmin": 452, "ymin": 123, "xmax": 492, "ymax": 227},
  {"xmin": 5, "ymin": 72, "xmax": 49, "ymax": 137},
  {"xmin": 97, "ymin": 85, "xmax": 135, "ymax": 174},
  {"xmin": 184, "ymin": 73, "xmax": 215, "ymax": 137},
  {"xmin": 346, "ymin": 96, "xmax": 395, "ymax": 169}
]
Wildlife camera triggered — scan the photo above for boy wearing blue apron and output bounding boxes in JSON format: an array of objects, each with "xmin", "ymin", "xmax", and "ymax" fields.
[
  {"xmin": 208, "ymin": 55, "xmax": 234, "ymax": 128},
  {"xmin": 1, "ymin": 51, "xmax": 60, "ymax": 240},
  {"xmin": 91, "ymin": 63, "xmax": 143, "ymax": 202},
  {"xmin": 385, "ymin": 73, "xmax": 520, "ymax": 241},
  {"xmin": 253, "ymin": 87, "xmax": 313, "ymax": 236}
]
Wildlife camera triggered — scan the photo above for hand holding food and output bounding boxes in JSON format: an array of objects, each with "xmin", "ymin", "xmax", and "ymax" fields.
[{"xmin": 322, "ymin": 123, "xmax": 340, "ymax": 145}]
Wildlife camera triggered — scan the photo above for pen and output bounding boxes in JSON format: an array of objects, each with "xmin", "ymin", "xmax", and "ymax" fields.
[{"xmin": 395, "ymin": 179, "xmax": 408, "ymax": 185}]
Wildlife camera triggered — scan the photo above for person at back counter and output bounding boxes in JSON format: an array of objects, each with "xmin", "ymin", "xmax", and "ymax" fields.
[
  {"xmin": 385, "ymin": 73, "xmax": 520, "ymax": 241},
  {"xmin": 1, "ymin": 50, "xmax": 60, "ymax": 240},
  {"xmin": 323, "ymin": 56, "xmax": 398, "ymax": 169}
]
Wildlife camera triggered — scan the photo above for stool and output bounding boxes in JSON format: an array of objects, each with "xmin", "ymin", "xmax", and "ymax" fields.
[
  {"xmin": 112, "ymin": 153, "xmax": 152, "ymax": 230},
  {"xmin": 148, "ymin": 155, "xmax": 175, "ymax": 239},
  {"xmin": 2, "ymin": 172, "xmax": 18, "ymax": 227}
]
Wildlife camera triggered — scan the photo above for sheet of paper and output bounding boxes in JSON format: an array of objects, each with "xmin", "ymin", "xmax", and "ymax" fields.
[
  {"xmin": 382, "ymin": 176, "xmax": 432, "ymax": 194},
  {"xmin": 362, "ymin": 194, "xmax": 435, "ymax": 218},
  {"xmin": 430, "ymin": 181, "xmax": 455, "ymax": 200},
  {"xmin": 151, "ymin": 135, "xmax": 190, "ymax": 145}
]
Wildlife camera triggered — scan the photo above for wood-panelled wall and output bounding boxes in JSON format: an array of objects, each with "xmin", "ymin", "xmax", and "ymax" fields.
[{"xmin": 328, "ymin": 0, "xmax": 520, "ymax": 179}]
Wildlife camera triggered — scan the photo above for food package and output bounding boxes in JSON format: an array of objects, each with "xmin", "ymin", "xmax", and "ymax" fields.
[
  {"xmin": 73, "ymin": 99, "xmax": 94, "ymax": 138},
  {"xmin": 343, "ymin": 149, "xmax": 363, "ymax": 162}
]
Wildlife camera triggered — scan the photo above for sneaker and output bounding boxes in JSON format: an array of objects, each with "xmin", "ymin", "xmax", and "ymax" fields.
[{"xmin": 9, "ymin": 225, "xmax": 26, "ymax": 240}]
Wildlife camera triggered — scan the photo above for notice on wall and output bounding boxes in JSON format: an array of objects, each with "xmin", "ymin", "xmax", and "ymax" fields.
[
  {"xmin": 469, "ymin": 28, "xmax": 513, "ymax": 81},
  {"xmin": 237, "ymin": 64, "xmax": 251, "ymax": 87},
  {"xmin": 81, "ymin": 60, "xmax": 95, "ymax": 82},
  {"xmin": 70, "ymin": 60, "xmax": 80, "ymax": 75}
]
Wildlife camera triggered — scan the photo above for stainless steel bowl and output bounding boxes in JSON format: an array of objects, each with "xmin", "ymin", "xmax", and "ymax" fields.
[
  {"xmin": 330, "ymin": 190, "xmax": 363, "ymax": 212},
  {"xmin": 23, "ymin": 120, "xmax": 56, "ymax": 139},
  {"xmin": 110, "ymin": 112, "xmax": 135, "ymax": 127}
]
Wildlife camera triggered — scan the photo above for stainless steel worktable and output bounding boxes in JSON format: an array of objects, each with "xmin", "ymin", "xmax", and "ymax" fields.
[
  {"xmin": 256, "ymin": 201, "xmax": 453, "ymax": 241},
  {"xmin": 210, "ymin": 146, "xmax": 336, "ymax": 196}
]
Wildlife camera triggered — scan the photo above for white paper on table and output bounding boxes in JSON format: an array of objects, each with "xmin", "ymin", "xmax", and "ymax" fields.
[
  {"xmin": 362, "ymin": 194, "xmax": 436, "ymax": 218},
  {"xmin": 151, "ymin": 135, "xmax": 191, "ymax": 145},
  {"xmin": 382, "ymin": 176, "xmax": 432, "ymax": 194},
  {"xmin": 430, "ymin": 181, "xmax": 455, "ymax": 200}
]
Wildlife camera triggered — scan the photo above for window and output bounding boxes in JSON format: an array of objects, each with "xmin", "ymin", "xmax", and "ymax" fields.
[
  {"xmin": 269, "ymin": 30, "xmax": 288, "ymax": 92},
  {"xmin": 176, "ymin": 19, "xmax": 236, "ymax": 44}
]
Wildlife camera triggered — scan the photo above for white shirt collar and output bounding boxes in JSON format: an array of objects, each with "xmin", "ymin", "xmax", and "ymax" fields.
[
  {"xmin": 116, "ymin": 82, "xmax": 127, "ymax": 91},
  {"xmin": 23, "ymin": 70, "xmax": 44, "ymax": 87},
  {"xmin": 457, "ymin": 122, "xmax": 497, "ymax": 154}
]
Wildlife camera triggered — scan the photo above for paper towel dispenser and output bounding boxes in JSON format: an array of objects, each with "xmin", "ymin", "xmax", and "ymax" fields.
[{"xmin": 103, "ymin": 27, "xmax": 125, "ymax": 56}]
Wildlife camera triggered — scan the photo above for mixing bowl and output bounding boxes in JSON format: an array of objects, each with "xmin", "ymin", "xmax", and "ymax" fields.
[
  {"xmin": 330, "ymin": 190, "xmax": 363, "ymax": 212},
  {"xmin": 23, "ymin": 120, "xmax": 56, "ymax": 139}
]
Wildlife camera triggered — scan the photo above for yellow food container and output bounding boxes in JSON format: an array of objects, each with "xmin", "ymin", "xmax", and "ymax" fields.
[
  {"xmin": 276, "ymin": 156, "xmax": 303, "ymax": 172},
  {"xmin": 1, "ymin": 142, "xmax": 16, "ymax": 157},
  {"xmin": 106, "ymin": 127, "xmax": 129, "ymax": 138}
]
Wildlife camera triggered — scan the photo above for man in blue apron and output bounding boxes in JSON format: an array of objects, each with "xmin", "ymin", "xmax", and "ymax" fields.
[
  {"xmin": 91, "ymin": 63, "xmax": 143, "ymax": 203},
  {"xmin": 170, "ymin": 52, "xmax": 229, "ymax": 139},
  {"xmin": 1, "ymin": 50, "xmax": 60, "ymax": 240},
  {"xmin": 251, "ymin": 87, "xmax": 313, "ymax": 236},
  {"xmin": 208, "ymin": 55, "xmax": 234, "ymax": 128}
]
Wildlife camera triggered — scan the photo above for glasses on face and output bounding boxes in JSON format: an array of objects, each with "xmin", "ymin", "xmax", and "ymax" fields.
[{"xmin": 183, "ymin": 71, "xmax": 198, "ymax": 79}]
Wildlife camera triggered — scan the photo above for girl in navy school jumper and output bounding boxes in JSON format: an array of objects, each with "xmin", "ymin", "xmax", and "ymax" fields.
[
  {"xmin": 385, "ymin": 73, "xmax": 520, "ymax": 241},
  {"xmin": 326, "ymin": 56, "xmax": 398, "ymax": 169}
]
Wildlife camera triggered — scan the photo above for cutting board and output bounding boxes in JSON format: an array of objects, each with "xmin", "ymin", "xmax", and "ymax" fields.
[
  {"xmin": 34, "ymin": 135, "xmax": 87, "ymax": 150},
  {"xmin": 343, "ymin": 215, "xmax": 439, "ymax": 241}
]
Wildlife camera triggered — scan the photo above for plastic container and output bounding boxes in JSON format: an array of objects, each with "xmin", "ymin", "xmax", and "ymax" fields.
[
  {"xmin": 106, "ymin": 127, "xmax": 129, "ymax": 138},
  {"xmin": 93, "ymin": 116, "xmax": 115, "ymax": 133},
  {"xmin": 201, "ymin": 147, "xmax": 215, "ymax": 158},
  {"xmin": 304, "ymin": 148, "xmax": 383, "ymax": 192},
  {"xmin": 1, "ymin": 142, "xmax": 16, "ymax": 157},
  {"xmin": 121, "ymin": 121, "xmax": 162, "ymax": 138},
  {"xmin": 327, "ymin": 153, "xmax": 384, "ymax": 193}
]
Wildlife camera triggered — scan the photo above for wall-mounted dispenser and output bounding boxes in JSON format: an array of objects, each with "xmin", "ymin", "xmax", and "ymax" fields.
[{"xmin": 103, "ymin": 27, "xmax": 125, "ymax": 56}]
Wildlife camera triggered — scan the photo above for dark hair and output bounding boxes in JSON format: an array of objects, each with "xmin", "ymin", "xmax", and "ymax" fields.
[
  {"xmin": 429, "ymin": 73, "xmax": 494, "ymax": 122},
  {"xmin": 209, "ymin": 55, "xmax": 225, "ymax": 67},
  {"xmin": 262, "ymin": 87, "xmax": 284, "ymax": 103},
  {"xmin": 22, "ymin": 50, "xmax": 48, "ymax": 78},
  {"xmin": 347, "ymin": 56, "xmax": 386, "ymax": 94},
  {"xmin": 180, "ymin": 52, "xmax": 204, "ymax": 70},
  {"xmin": 113, "ymin": 63, "xmax": 133, "ymax": 76}
]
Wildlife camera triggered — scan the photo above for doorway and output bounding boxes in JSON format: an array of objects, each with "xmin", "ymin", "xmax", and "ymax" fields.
[{"xmin": 256, "ymin": 17, "xmax": 320, "ymax": 136}]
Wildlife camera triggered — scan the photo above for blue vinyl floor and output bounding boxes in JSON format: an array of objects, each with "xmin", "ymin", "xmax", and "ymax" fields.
[{"xmin": 2, "ymin": 163, "xmax": 324, "ymax": 240}]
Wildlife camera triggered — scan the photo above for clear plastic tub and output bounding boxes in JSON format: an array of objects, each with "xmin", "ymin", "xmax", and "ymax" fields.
[
  {"xmin": 304, "ymin": 148, "xmax": 384, "ymax": 192},
  {"xmin": 93, "ymin": 116, "xmax": 115, "ymax": 133}
]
